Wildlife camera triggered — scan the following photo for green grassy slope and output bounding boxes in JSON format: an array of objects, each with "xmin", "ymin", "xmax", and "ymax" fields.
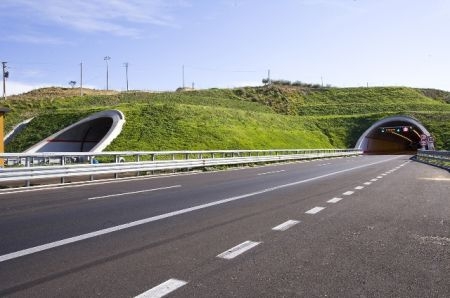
[{"xmin": 3, "ymin": 85, "xmax": 450, "ymax": 152}]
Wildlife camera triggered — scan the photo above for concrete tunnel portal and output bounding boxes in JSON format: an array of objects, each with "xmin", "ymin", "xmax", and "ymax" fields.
[
  {"xmin": 25, "ymin": 110, "xmax": 125, "ymax": 153},
  {"xmin": 355, "ymin": 115, "xmax": 432, "ymax": 154}
]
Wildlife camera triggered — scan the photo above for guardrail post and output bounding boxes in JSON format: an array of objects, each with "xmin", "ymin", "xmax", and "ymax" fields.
[
  {"xmin": 25, "ymin": 157, "xmax": 31, "ymax": 187},
  {"xmin": 60, "ymin": 156, "xmax": 65, "ymax": 184},
  {"xmin": 152, "ymin": 154, "xmax": 156, "ymax": 175}
]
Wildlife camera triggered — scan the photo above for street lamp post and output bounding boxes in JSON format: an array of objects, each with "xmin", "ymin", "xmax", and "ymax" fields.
[
  {"xmin": 2, "ymin": 62, "xmax": 8, "ymax": 100},
  {"xmin": 104, "ymin": 56, "xmax": 111, "ymax": 90}
]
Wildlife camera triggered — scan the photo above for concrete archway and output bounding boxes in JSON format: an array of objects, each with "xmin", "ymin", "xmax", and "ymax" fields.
[
  {"xmin": 355, "ymin": 115, "xmax": 431, "ymax": 153},
  {"xmin": 4, "ymin": 117, "xmax": 34, "ymax": 145},
  {"xmin": 25, "ymin": 110, "xmax": 125, "ymax": 153}
]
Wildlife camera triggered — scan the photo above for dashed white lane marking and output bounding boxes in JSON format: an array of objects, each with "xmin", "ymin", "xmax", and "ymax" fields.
[
  {"xmin": 217, "ymin": 241, "xmax": 261, "ymax": 259},
  {"xmin": 377, "ymin": 176, "xmax": 383, "ymax": 179},
  {"xmin": 87, "ymin": 185, "xmax": 182, "ymax": 200},
  {"xmin": 0, "ymin": 156, "xmax": 402, "ymax": 263},
  {"xmin": 370, "ymin": 179, "xmax": 378, "ymax": 182},
  {"xmin": 381, "ymin": 173, "xmax": 388, "ymax": 176},
  {"xmin": 305, "ymin": 206, "xmax": 325, "ymax": 214},
  {"xmin": 363, "ymin": 182, "xmax": 372, "ymax": 185},
  {"xmin": 272, "ymin": 220, "xmax": 300, "ymax": 231},
  {"xmin": 354, "ymin": 186, "xmax": 364, "ymax": 190},
  {"xmin": 257, "ymin": 170, "xmax": 286, "ymax": 176},
  {"xmin": 135, "ymin": 279, "xmax": 187, "ymax": 298},
  {"xmin": 327, "ymin": 197, "xmax": 343, "ymax": 204},
  {"xmin": 318, "ymin": 163, "xmax": 332, "ymax": 167},
  {"xmin": 343, "ymin": 191, "xmax": 354, "ymax": 196}
]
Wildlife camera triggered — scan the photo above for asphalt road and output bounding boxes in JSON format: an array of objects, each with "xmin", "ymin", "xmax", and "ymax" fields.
[{"xmin": 0, "ymin": 155, "xmax": 448, "ymax": 297}]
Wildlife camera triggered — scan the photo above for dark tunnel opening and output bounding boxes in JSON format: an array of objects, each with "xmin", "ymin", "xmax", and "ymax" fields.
[
  {"xmin": 356, "ymin": 116, "xmax": 432, "ymax": 154},
  {"xmin": 24, "ymin": 110, "xmax": 125, "ymax": 153},
  {"xmin": 38, "ymin": 117, "xmax": 114, "ymax": 152}
]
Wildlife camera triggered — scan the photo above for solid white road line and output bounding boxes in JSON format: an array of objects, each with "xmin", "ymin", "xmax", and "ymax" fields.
[
  {"xmin": 257, "ymin": 170, "xmax": 286, "ymax": 176},
  {"xmin": 135, "ymin": 279, "xmax": 187, "ymax": 298},
  {"xmin": 88, "ymin": 185, "xmax": 182, "ymax": 200},
  {"xmin": 305, "ymin": 206, "xmax": 325, "ymax": 214},
  {"xmin": 343, "ymin": 191, "xmax": 354, "ymax": 196},
  {"xmin": 327, "ymin": 197, "xmax": 343, "ymax": 204},
  {"xmin": 272, "ymin": 220, "xmax": 300, "ymax": 231},
  {"xmin": 354, "ymin": 186, "xmax": 364, "ymax": 190},
  {"xmin": 0, "ymin": 155, "xmax": 402, "ymax": 263},
  {"xmin": 217, "ymin": 241, "xmax": 261, "ymax": 259}
]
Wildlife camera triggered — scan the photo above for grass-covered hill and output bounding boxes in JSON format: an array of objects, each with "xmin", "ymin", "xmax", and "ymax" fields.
[{"xmin": 3, "ymin": 85, "xmax": 450, "ymax": 152}]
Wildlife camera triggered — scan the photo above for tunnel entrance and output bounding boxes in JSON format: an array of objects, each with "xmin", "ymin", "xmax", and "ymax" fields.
[
  {"xmin": 355, "ymin": 116, "xmax": 432, "ymax": 154},
  {"xmin": 25, "ymin": 110, "xmax": 125, "ymax": 153}
]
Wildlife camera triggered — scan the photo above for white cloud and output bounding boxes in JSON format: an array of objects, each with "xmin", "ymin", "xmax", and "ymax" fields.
[
  {"xmin": 6, "ymin": 34, "xmax": 71, "ymax": 45},
  {"xmin": 2, "ymin": 0, "xmax": 183, "ymax": 38},
  {"xmin": 5, "ymin": 81, "xmax": 99, "ymax": 96},
  {"xmin": 214, "ymin": 80, "xmax": 263, "ymax": 89},
  {"xmin": 5, "ymin": 81, "xmax": 52, "ymax": 96}
]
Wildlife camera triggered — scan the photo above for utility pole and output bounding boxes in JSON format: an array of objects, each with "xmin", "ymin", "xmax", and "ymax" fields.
[
  {"xmin": 104, "ymin": 56, "xmax": 111, "ymax": 90},
  {"xmin": 182, "ymin": 65, "xmax": 185, "ymax": 88},
  {"xmin": 80, "ymin": 61, "xmax": 83, "ymax": 96},
  {"xmin": 267, "ymin": 69, "xmax": 271, "ymax": 85},
  {"xmin": 2, "ymin": 62, "xmax": 8, "ymax": 100},
  {"xmin": 123, "ymin": 62, "xmax": 129, "ymax": 91}
]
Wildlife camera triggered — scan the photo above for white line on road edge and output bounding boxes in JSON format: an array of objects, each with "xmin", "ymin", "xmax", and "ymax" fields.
[
  {"xmin": 87, "ymin": 185, "xmax": 181, "ymax": 200},
  {"xmin": 327, "ymin": 197, "xmax": 343, "ymax": 204},
  {"xmin": 354, "ymin": 186, "xmax": 364, "ymax": 190},
  {"xmin": 0, "ymin": 156, "xmax": 402, "ymax": 263},
  {"xmin": 272, "ymin": 220, "xmax": 300, "ymax": 231},
  {"xmin": 305, "ymin": 206, "xmax": 325, "ymax": 214},
  {"xmin": 135, "ymin": 279, "xmax": 187, "ymax": 298},
  {"xmin": 257, "ymin": 170, "xmax": 286, "ymax": 176},
  {"xmin": 217, "ymin": 241, "xmax": 261, "ymax": 259},
  {"xmin": 343, "ymin": 191, "xmax": 354, "ymax": 196}
]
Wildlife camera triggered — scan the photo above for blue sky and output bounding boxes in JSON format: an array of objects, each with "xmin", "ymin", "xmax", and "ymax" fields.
[{"xmin": 1, "ymin": 0, "xmax": 450, "ymax": 94}]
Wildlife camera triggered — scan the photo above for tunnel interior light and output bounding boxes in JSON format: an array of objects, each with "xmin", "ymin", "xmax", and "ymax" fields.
[{"xmin": 379, "ymin": 125, "xmax": 416, "ymax": 135}]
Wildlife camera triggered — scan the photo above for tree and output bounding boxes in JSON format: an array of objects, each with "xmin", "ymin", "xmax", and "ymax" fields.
[{"xmin": 69, "ymin": 81, "xmax": 76, "ymax": 88}]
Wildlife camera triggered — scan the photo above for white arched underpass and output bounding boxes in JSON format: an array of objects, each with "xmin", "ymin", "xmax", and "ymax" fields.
[
  {"xmin": 355, "ymin": 115, "xmax": 431, "ymax": 153},
  {"xmin": 25, "ymin": 110, "xmax": 125, "ymax": 153}
]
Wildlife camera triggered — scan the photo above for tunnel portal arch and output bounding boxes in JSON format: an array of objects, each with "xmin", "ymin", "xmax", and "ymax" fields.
[
  {"xmin": 355, "ymin": 115, "xmax": 431, "ymax": 153},
  {"xmin": 25, "ymin": 110, "xmax": 125, "ymax": 153}
]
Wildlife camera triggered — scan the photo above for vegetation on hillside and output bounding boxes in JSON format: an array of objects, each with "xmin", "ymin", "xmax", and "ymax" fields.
[{"xmin": 3, "ymin": 85, "xmax": 449, "ymax": 152}]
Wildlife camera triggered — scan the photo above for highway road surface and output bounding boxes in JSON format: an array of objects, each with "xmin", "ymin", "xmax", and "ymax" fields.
[{"xmin": 0, "ymin": 155, "xmax": 448, "ymax": 297}]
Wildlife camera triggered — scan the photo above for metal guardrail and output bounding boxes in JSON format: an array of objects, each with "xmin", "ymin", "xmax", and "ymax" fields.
[
  {"xmin": 0, "ymin": 149, "xmax": 362, "ymax": 187},
  {"xmin": 416, "ymin": 150, "xmax": 450, "ymax": 170}
]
